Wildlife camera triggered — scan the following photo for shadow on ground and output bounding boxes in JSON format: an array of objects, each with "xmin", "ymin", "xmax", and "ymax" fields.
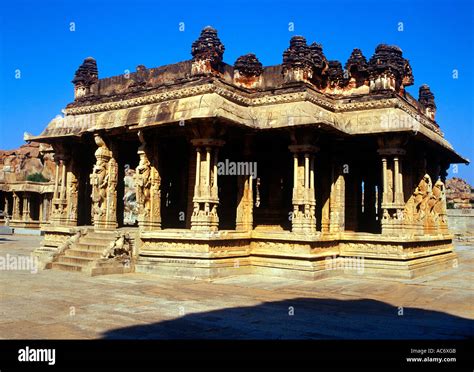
[{"xmin": 101, "ymin": 297, "xmax": 474, "ymax": 340}]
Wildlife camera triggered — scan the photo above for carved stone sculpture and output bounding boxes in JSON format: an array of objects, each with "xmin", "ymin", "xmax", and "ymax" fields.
[
  {"xmin": 325, "ymin": 60, "xmax": 346, "ymax": 89},
  {"xmin": 135, "ymin": 151, "xmax": 151, "ymax": 218},
  {"xmin": 431, "ymin": 179, "xmax": 447, "ymax": 223},
  {"xmin": 72, "ymin": 57, "xmax": 98, "ymax": 99},
  {"xmin": 282, "ymin": 36, "xmax": 313, "ymax": 83},
  {"xmin": 191, "ymin": 26, "xmax": 225, "ymax": 74},
  {"xmin": 413, "ymin": 174, "xmax": 432, "ymax": 221},
  {"xmin": 91, "ymin": 158, "xmax": 108, "ymax": 218},
  {"xmin": 368, "ymin": 44, "xmax": 413, "ymax": 92},
  {"xmin": 233, "ymin": 54, "xmax": 263, "ymax": 89},
  {"xmin": 418, "ymin": 84, "xmax": 437, "ymax": 120},
  {"xmin": 345, "ymin": 48, "xmax": 368, "ymax": 87},
  {"xmin": 90, "ymin": 134, "xmax": 117, "ymax": 229}
]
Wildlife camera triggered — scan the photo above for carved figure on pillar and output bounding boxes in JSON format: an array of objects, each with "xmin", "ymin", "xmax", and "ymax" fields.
[
  {"xmin": 413, "ymin": 174, "xmax": 432, "ymax": 222},
  {"xmin": 91, "ymin": 158, "xmax": 108, "ymax": 219},
  {"xmin": 431, "ymin": 179, "xmax": 448, "ymax": 230},
  {"xmin": 90, "ymin": 134, "xmax": 117, "ymax": 229},
  {"xmin": 135, "ymin": 152, "xmax": 151, "ymax": 218},
  {"xmin": 66, "ymin": 158, "xmax": 79, "ymax": 226},
  {"xmin": 134, "ymin": 131, "xmax": 161, "ymax": 230},
  {"xmin": 403, "ymin": 173, "xmax": 449, "ymax": 235}
]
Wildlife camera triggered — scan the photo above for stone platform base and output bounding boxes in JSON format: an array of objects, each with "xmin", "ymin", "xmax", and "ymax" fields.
[
  {"xmin": 9, "ymin": 220, "xmax": 41, "ymax": 230},
  {"xmin": 0, "ymin": 225, "xmax": 13, "ymax": 235},
  {"xmin": 135, "ymin": 256, "xmax": 252, "ymax": 280},
  {"xmin": 12, "ymin": 228, "xmax": 43, "ymax": 236},
  {"xmin": 135, "ymin": 231, "xmax": 457, "ymax": 281}
]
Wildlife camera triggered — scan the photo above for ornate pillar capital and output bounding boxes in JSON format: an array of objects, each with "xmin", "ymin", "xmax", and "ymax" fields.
[
  {"xmin": 377, "ymin": 148, "xmax": 406, "ymax": 157},
  {"xmin": 288, "ymin": 144, "xmax": 319, "ymax": 154},
  {"xmin": 190, "ymin": 138, "xmax": 225, "ymax": 148}
]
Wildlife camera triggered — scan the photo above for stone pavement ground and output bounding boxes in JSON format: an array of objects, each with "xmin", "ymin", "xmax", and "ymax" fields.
[{"xmin": 0, "ymin": 235, "xmax": 473, "ymax": 339}]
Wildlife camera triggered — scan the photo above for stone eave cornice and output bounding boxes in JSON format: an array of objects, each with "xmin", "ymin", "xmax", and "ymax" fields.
[
  {"xmin": 63, "ymin": 77, "xmax": 441, "ymax": 136},
  {"xmin": 0, "ymin": 180, "xmax": 54, "ymax": 193},
  {"xmin": 27, "ymin": 77, "xmax": 462, "ymax": 162}
]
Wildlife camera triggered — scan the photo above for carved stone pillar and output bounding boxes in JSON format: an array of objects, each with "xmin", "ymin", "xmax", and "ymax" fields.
[
  {"xmin": 135, "ymin": 131, "xmax": 161, "ymax": 231},
  {"xmin": 39, "ymin": 194, "xmax": 50, "ymax": 224},
  {"xmin": 50, "ymin": 148, "xmax": 80, "ymax": 226},
  {"xmin": 65, "ymin": 157, "xmax": 80, "ymax": 226},
  {"xmin": 377, "ymin": 147, "xmax": 406, "ymax": 235},
  {"xmin": 22, "ymin": 192, "xmax": 31, "ymax": 221},
  {"xmin": 53, "ymin": 161, "xmax": 60, "ymax": 200},
  {"xmin": 51, "ymin": 155, "xmax": 68, "ymax": 225},
  {"xmin": 381, "ymin": 157, "xmax": 388, "ymax": 205},
  {"xmin": 45, "ymin": 194, "xmax": 52, "ymax": 222},
  {"xmin": 329, "ymin": 155, "xmax": 346, "ymax": 233},
  {"xmin": 364, "ymin": 171, "xmax": 377, "ymax": 231},
  {"xmin": 60, "ymin": 160, "xmax": 67, "ymax": 200},
  {"xmin": 39, "ymin": 196, "xmax": 43, "ymax": 222},
  {"xmin": 12, "ymin": 192, "xmax": 20, "ymax": 220},
  {"xmin": 394, "ymin": 156, "xmax": 405, "ymax": 205},
  {"xmin": 236, "ymin": 135, "xmax": 254, "ymax": 231},
  {"xmin": 4, "ymin": 195, "xmax": 9, "ymax": 218},
  {"xmin": 321, "ymin": 178, "xmax": 331, "ymax": 233},
  {"xmin": 289, "ymin": 144, "xmax": 318, "ymax": 234},
  {"xmin": 90, "ymin": 134, "xmax": 118, "ymax": 230},
  {"xmin": 236, "ymin": 175, "xmax": 253, "ymax": 231},
  {"xmin": 190, "ymin": 138, "xmax": 224, "ymax": 231}
]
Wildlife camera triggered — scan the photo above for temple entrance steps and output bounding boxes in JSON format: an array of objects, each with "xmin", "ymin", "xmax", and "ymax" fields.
[{"xmin": 50, "ymin": 229, "xmax": 134, "ymax": 276}]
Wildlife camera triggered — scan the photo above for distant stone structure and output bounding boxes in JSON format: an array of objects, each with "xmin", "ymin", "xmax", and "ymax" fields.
[
  {"xmin": 0, "ymin": 142, "xmax": 54, "ymax": 229},
  {"xmin": 446, "ymin": 177, "xmax": 474, "ymax": 240},
  {"xmin": 18, "ymin": 27, "xmax": 469, "ymax": 278},
  {"xmin": 446, "ymin": 177, "xmax": 473, "ymax": 209}
]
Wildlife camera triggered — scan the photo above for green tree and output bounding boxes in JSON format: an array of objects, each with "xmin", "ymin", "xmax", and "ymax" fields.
[{"xmin": 26, "ymin": 172, "xmax": 49, "ymax": 183}]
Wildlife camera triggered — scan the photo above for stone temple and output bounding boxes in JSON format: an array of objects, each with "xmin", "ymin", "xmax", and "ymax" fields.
[{"xmin": 16, "ymin": 27, "xmax": 468, "ymax": 279}]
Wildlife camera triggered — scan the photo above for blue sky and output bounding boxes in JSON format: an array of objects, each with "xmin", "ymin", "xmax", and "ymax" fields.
[{"xmin": 0, "ymin": 0, "xmax": 472, "ymax": 183}]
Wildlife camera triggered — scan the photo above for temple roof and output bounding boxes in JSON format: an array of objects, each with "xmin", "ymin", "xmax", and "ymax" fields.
[{"xmin": 25, "ymin": 27, "xmax": 468, "ymax": 165}]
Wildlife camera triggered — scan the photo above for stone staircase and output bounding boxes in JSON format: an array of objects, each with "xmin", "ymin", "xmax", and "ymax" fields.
[{"xmin": 51, "ymin": 230, "xmax": 133, "ymax": 276}]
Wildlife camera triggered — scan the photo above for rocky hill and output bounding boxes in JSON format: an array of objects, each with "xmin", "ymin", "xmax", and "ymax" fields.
[
  {"xmin": 0, "ymin": 142, "xmax": 55, "ymax": 183},
  {"xmin": 446, "ymin": 177, "xmax": 474, "ymax": 209}
]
